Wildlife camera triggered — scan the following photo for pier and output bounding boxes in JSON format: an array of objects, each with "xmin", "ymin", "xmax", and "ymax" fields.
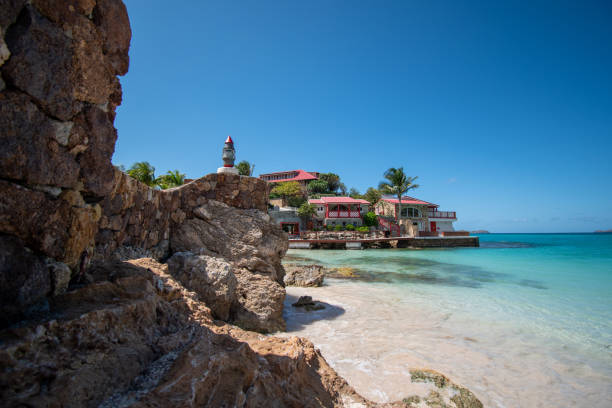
[{"xmin": 288, "ymin": 235, "xmax": 479, "ymax": 249}]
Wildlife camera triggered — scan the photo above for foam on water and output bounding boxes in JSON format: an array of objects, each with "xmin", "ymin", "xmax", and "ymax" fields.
[{"xmin": 280, "ymin": 234, "xmax": 612, "ymax": 407}]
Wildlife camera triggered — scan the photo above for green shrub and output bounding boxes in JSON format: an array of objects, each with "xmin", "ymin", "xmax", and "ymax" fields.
[
  {"xmin": 357, "ymin": 226, "xmax": 370, "ymax": 233},
  {"xmin": 345, "ymin": 224, "xmax": 355, "ymax": 231},
  {"xmin": 363, "ymin": 211, "xmax": 378, "ymax": 227},
  {"xmin": 297, "ymin": 202, "xmax": 316, "ymax": 218},
  {"xmin": 287, "ymin": 195, "xmax": 306, "ymax": 208},
  {"xmin": 334, "ymin": 225, "xmax": 343, "ymax": 231},
  {"xmin": 326, "ymin": 225, "xmax": 334, "ymax": 231}
]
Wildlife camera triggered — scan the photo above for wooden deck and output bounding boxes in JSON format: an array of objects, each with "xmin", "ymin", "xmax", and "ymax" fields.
[{"xmin": 288, "ymin": 236, "xmax": 479, "ymax": 249}]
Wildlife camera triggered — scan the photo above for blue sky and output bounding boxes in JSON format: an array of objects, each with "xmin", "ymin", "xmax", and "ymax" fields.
[{"xmin": 114, "ymin": 1, "xmax": 612, "ymax": 232}]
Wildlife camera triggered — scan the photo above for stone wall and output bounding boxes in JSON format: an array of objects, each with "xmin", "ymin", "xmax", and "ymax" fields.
[
  {"xmin": 0, "ymin": 0, "xmax": 131, "ymax": 326},
  {"xmin": 0, "ymin": 0, "xmax": 282, "ymax": 331},
  {"xmin": 94, "ymin": 170, "xmax": 271, "ymax": 262}
]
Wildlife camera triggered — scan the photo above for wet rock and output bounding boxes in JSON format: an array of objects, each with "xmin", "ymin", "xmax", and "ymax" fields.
[
  {"xmin": 292, "ymin": 295, "xmax": 326, "ymax": 311},
  {"xmin": 293, "ymin": 295, "xmax": 315, "ymax": 306},
  {"xmin": 408, "ymin": 369, "xmax": 483, "ymax": 408},
  {"xmin": 284, "ymin": 264, "xmax": 325, "ymax": 287}
]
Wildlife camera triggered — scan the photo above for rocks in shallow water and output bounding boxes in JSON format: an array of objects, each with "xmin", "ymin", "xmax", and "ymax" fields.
[
  {"xmin": 284, "ymin": 264, "xmax": 325, "ymax": 287},
  {"xmin": 407, "ymin": 369, "xmax": 484, "ymax": 408},
  {"xmin": 293, "ymin": 295, "xmax": 315, "ymax": 306},
  {"xmin": 292, "ymin": 295, "xmax": 326, "ymax": 311}
]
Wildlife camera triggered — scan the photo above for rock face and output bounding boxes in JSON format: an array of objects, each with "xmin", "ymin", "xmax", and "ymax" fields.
[
  {"xmin": 284, "ymin": 264, "xmax": 325, "ymax": 287},
  {"xmin": 0, "ymin": 1, "xmax": 483, "ymax": 407}
]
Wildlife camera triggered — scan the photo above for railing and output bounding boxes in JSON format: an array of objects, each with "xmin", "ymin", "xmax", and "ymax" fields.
[
  {"xmin": 327, "ymin": 210, "xmax": 361, "ymax": 218},
  {"xmin": 378, "ymin": 217, "xmax": 401, "ymax": 237},
  {"xmin": 427, "ymin": 211, "xmax": 456, "ymax": 219}
]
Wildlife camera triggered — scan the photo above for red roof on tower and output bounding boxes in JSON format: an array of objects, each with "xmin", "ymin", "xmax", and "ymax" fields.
[{"xmin": 225, "ymin": 135, "xmax": 233, "ymax": 144}]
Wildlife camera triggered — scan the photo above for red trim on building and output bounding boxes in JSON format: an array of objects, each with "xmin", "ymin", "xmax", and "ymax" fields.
[
  {"xmin": 260, "ymin": 169, "xmax": 319, "ymax": 183},
  {"xmin": 381, "ymin": 196, "xmax": 438, "ymax": 206}
]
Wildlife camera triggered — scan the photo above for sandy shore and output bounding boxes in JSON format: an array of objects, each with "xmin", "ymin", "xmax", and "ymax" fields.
[{"xmin": 279, "ymin": 279, "xmax": 612, "ymax": 408}]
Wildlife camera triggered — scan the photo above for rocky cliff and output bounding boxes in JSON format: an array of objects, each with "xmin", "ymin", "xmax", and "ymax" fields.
[{"xmin": 0, "ymin": 1, "xmax": 482, "ymax": 406}]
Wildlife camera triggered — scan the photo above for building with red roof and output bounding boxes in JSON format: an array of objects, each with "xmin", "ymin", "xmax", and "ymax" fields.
[
  {"xmin": 375, "ymin": 195, "xmax": 457, "ymax": 235},
  {"xmin": 308, "ymin": 196, "xmax": 370, "ymax": 228},
  {"xmin": 259, "ymin": 170, "xmax": 319, "ymax": 184}
]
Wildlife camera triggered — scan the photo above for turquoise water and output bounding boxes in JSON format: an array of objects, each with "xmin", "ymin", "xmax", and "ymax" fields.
[{"xmin": 285, "ymin": 233, "xmax": 612, "ymax": 406}]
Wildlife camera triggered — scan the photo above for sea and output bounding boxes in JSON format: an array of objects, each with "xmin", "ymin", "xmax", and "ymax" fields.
[{"xmin": 281, "ymin": 233, "xmax": 612, "ymax": 407}]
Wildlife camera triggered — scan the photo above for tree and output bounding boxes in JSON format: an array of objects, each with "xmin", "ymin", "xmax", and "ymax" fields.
[
  {"xmin": 297, "ymin": 202, "xmax": 316, "ymax": 219},
  {"xmin": 378, "ymin": 167, "xmax": 419, "ymax": 219},
  {"xmin": 127, "ymin": 161, "xmax": 157, "ymax": 187},
  {"xmin": 156, "ymin": 170, "xmax": 185, "ymax": 189},
  {"xmin": 271, "ymin": 181, "xmax": 304, "ymax": 207},
  {"xmin": 236, "ymin": 160, "xmax": 255, "ymax": 176},
  {"xmin": 287, "ymin": 195, "xmax": 306, "ymax": 208},
  {"xmin": 271, "ymin": 181, "xmax": 302, "ymax": 198},
  {"xmin": 307, "ymin": 179, "xmax": 328, "ymax": 194},
  {"xmin": 349, "ymin": 188, "xmax": 362, "ymax": 199},
  {"xmin": 363, "ymin": 211, "xmax": 379, "ymax": 227},
  {"xmin": 364, "ymin": 187, "xmax": 382, "ymax": 206},
  {"xmin": 318, "ymin": 173, "xmax": 341, "ymax": 193},
  {"xmin": 338, "ymin": 182, "xmax": 347, "ymax": 196}
]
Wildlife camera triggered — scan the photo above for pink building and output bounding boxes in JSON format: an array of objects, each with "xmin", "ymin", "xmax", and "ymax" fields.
[{"xmin": 308, "ymin": 197, "xmax": 370, "ymax": 227}]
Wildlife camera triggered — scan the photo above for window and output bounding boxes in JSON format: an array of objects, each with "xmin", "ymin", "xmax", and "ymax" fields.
[{"xmin": 400, "ymin": 207, "xmax": 420, "ymax": 217}]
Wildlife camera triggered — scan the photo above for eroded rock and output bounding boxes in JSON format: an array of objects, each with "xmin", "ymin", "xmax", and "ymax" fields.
[
  {"xmin": 284, "ymin": 263, "xmax": 325, "ymax": 287},
  {"xmin": 167, "ymin": 251, "xmax": 236, "ymax": 321}
]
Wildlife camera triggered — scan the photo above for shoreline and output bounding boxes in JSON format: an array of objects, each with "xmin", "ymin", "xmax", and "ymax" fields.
[{"xmin": 280, "ymin": 249, "xmax": 612, "ymax": 408}]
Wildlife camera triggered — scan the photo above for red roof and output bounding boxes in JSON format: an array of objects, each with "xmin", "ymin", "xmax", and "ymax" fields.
[
  {"xmin": 309, "ymin": 197, "xmax": 370, "ymax": 205},
  {"xmin": 381, "ymin": 196, "xmax": 437, "ymax": 206},
  {"xmin": 264, "ymin": 170, "xmax": 318, "ymax": 183},
  {"xmin": 225, "ymin": 135, "xmax": 233, "ymax": 144}
]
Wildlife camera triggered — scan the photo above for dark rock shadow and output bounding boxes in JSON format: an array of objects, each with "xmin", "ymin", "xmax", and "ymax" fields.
[{"xmin": 283, "ymin": 293, "xmax": 346, "ymax": 332}]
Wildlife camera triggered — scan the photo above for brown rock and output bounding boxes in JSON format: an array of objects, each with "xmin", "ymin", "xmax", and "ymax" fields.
[
  {"xmin": 232, "ymin": 268, "xmax": 286, "ymax": 333},
  {"xmin": 92, "ymin": 0, "xmax": 132, "ymax": 75},
  {"xmin": 0, "ymin": 234, "xmax": 51, "ymax": 328},
  {"xmin": 0, "ymin": 91, "xmax": 80, "ymax": 188},
  {"xmin": 2, "ymin": 5, "xmax": 83, "ymax": 120},
  {"xmin": 284, "ymin": 264, "xmax": 325, "ymax": 287},
  {"xmin": 0, "ymin": 180, "xmax": 71, "ymax": 260},
  {"xmin": 166, "ymin": 251, "xmax": 237, "ymax": 321}
]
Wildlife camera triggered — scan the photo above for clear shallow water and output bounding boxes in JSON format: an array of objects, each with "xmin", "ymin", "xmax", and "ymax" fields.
[{"xmin": 281, "ymin": 234, "xmax": 612, "ymax": 407}]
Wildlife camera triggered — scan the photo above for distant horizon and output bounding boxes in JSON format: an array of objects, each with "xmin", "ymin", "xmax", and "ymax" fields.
[{"xmin": 113, "ymin": 1, "xmax": 612, "ymax": 234}]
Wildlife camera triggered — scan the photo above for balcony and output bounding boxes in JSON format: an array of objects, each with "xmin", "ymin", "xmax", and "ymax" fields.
[
  {"xmin": 327, "ymin": 210, "xmax": 361, "ymax": 218},
  {"xmin": 427, "ymin": 211, "xmax": 456, "ymax": 219}
]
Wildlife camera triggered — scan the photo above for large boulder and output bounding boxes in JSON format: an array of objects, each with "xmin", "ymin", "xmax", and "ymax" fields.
[
  {"xmin": 166, "ymin": 252, "xmax": 236, "ymax": 321},
  {"xmin": 171, "ymin": 200, "xmax": 288, "ymax": 332},
  {"xmin": 171, "ymin": 200, "xmax": 287, "ymax": 284}
]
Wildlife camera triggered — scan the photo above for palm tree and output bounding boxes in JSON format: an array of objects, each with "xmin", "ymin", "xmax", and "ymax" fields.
[
  {"xmin": 378, "ymin": 167, "xmax": 419, "ymax": 220},
  {"xmin": 156, "ymin": 170, "xmax": 186, "ymax": 189},
  {"xmin": 127, "ymin": 161, "xmax": 157, "ymax": 187},
  {"xmin": 236, "ymin": 161, "xmax": 255, "ymax": 176}
]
